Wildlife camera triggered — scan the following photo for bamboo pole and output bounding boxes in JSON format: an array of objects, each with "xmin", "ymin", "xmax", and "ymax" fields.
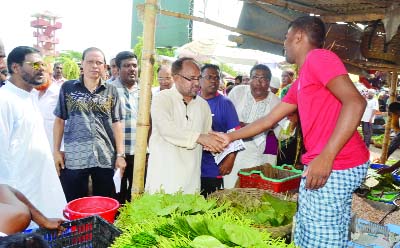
[
  {"xmin": 380, "ymin": 71, "xmax": 398, "ymax": 163},
  {"xmin": 132, "ymin": 0, "xmax": 157, "ymax": 197},
  {"xmin": 158, "ymin": 8, "xmax": 284, "ymax": 45},
  {"xmin": 250, "ymin": 0, "xmax": 294, "ymax": 22}
]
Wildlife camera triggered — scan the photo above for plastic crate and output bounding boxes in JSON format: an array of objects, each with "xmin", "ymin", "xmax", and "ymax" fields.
[
  {"xmin": 370, "ymin": 163, "xmax": 389, "ymax": 170},
  {"xmin": 238, "ymin": 164, "xmax": 302, "ymax": 192},
  {"xmin": 32, "ymin": 215, "xmax": 121, "ymax": 248}
]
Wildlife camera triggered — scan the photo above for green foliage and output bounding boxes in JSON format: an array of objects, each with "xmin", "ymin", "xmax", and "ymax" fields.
[
  {"xmin": 134, "ymin": 36, "xmax": 177, "ymax": 87},
  {"xmin": 112, "ymin": 193, "xmax": 296, "ymax": 248},
  {"xmin": 62, "ymin": 57, "xmax": 80, "ymax": 80},
  {"xmin": 57, "ymin": 50, "xmax": 82, "ymax": 63},
  {"xmin": 157, "ymin": 47, "xmax": 176, "ymax": 57},
  {"xmin": 219, "ymin": 63, "xmax": 238, "ymax": 77}
]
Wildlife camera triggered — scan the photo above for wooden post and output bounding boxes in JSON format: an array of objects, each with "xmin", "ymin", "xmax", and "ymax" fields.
[
  {"xmin": 131, "ymin": 0, "xmax": 157, "ymax": 197},
  {"xmin": 381, "ymin": 71, "xmax": 398, "ymax": 163}
]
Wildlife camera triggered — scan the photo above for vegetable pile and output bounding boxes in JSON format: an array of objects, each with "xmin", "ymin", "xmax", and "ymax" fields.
[{"xmin": 111, "ymin": 192, "xmax": 297, "ymax": 248}]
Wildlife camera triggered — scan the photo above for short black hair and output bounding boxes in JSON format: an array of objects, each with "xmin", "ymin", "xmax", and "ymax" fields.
[
  {"xmin": 200, "ymin": 63, "xmax": 220, "ymax": 74},
  {"xmin": 115, "ymin": 51, "xmax": 137, "ymax": 69},
  {"xmin": 7, "ymin": 46, "xmax": 40, "ymax": 74},
  {"xmin": 235, "ymin": 75, "xmax": 242, "ymax": 82},
  {"xmin": 82, "ymin": 47, "xmax": 106, "ymax": 64},
  {"xmin": 171, "ymin": 57, "xmax": 199, "ymax": 75},
  {"xmin": 250, "ymin": 64, "xmax": 272, "ymax": 81},
  {"xmin": 289, "ymin": 16, "xmax": 326, "ymax": 48},
  {"xmin": 53, "ymin": 62, "xmax": 62, "ymax": 69},
  {"xmin": 389, "ymin": 102, "xmax": 400, "ymax": 113}
]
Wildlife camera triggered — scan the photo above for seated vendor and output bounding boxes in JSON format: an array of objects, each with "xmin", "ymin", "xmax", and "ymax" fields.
[{"xmin": 0, "ymin": 184, "xmax": 64, "ymax": 235}]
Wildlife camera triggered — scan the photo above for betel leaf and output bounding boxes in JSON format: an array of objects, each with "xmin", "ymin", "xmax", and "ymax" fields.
[
  {"xmin": 155, "ymin": 203, "xmax": 180, "ymax": 216},
  {"xmin": 190, "ymin": 235, "xmax": 228, "ymax": 248},
  {"xmin": 185, "ymin": 215, "xmax": 210, "ymax": 236},
  {"xmin": 223, "ymin": 223, "xmax": 264, "ymax": 247},
  {"xmin": 206, "ymin": 219, "xmax": 232, "ymax": 244}
]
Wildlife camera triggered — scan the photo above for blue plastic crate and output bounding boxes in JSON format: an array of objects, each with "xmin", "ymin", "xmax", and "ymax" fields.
[
  {"xmin": 370, "ymin": 163, "xmax": 389, "ymax": 170},
  {"xmin": 32, "ymin": 215, "xmax": 121, "ymax": 248}
]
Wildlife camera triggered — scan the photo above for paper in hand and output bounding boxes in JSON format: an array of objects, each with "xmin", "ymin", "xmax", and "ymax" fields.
[
  {"xmin": 113, "ymin": 168, "xmax": 122, "ymax": 193},
  {"xmin": 213, "ymin": 128, "xmax": 245, "ymax": 165}
]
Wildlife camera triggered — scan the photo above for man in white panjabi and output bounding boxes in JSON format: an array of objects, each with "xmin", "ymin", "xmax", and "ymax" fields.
[
  {"xmin": 145, "ymin": 57, "xmax": 224, "ymax": 194},
  {"xmin": 0, "ymin": 46, "xmax": 66, "ymax": 227},
  {"xmin": 225, "ymin": 64, "xmax": 282, "ymax": 188}
]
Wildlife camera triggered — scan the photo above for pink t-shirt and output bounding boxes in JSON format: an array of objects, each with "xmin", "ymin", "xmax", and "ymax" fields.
[{"xmin": 283, "ymin": 49, "xmax": 369, "ymax": 170}]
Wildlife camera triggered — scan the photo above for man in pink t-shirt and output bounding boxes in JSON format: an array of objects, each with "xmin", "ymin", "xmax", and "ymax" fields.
[{"xmin": 213, "ymin": 16, "xmax": 369, "ymax": 247}]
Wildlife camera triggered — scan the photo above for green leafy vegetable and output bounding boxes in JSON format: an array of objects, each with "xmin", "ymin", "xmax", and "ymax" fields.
[{"xmin": 190, "ymin": 235, "xmax": 227, "ymax": 248}]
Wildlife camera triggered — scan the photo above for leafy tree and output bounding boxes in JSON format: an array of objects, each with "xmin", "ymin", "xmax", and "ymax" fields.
[
  {"xmin": 57, "ymin": 50, "xmax": 82, "ymax": 63},
  {"xmin": 62, "ymin": 57, "xmax": 80, "ymax": 80},
  {"xmin": 219, "ymin": 63, "xmax": 238, "ymax": 77},
  {"xmin": 55, "ymin": 50, "xmax": 82, "ymax": 80},
  {"xmin": 133, "ymin": 36, "xmax": 177, "ymax": 86}
]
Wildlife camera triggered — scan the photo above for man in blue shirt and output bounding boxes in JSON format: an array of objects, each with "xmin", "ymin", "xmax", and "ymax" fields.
[{"xmin": 199, "ymin": 64, "xmax": 240, "ymax": 196}]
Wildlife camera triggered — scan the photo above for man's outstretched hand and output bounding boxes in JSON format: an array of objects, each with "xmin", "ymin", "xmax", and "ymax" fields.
[
  {"xmin": 209, "ymin": 131, "xmax": 231, "ymax": 147},
  {"xmin": 197, "ymin": 134, "xmax": 225, "ymax": 153}
]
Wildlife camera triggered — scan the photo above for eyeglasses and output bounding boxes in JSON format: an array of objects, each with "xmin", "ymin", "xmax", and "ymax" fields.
[
  {"xmin": 85, "ymin": 60, "xmax": 104, "ymax": 66},
  {"xmin": 24, "ymin": 61, "xmax": 46, "ymax": 70},
  {"xmin": 177, "ymin": 74, "xmax": 201, "ymax": 82},
  {"xmin": 158, "ymin": 77, "xmax": 171, "ymax": 81},
  {"xmin": 251, "ymin": 76, "xmax": 269, "ymax": 83},
  {"xmin": 202, "ymin": 75, "xmax": 220, "ymax": 81}
]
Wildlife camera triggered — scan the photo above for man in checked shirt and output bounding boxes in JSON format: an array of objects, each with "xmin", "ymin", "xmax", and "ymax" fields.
[{"xmin": 111, "ymin": 51, "xmax": 141, "ymax": 203}]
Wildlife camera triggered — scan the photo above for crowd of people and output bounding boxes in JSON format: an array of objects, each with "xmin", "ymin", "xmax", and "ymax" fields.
[{"xmin": 1, "ymin": 15, "xmax": 396, "ymax": 247}]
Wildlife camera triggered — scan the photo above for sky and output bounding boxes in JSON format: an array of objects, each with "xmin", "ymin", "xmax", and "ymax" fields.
[{"xmin": 0, "ymin": 0, "xmax": 283, "ymax": 73}]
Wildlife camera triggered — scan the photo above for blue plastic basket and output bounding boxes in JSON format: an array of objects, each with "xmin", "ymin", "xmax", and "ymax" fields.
[
  {"xmin": 32, "ymin": 215, "xmax": 121, "ymax": 248},
  {"xmin": 370, "ymin": 163, "xmax": 389, "ymax": 170}
]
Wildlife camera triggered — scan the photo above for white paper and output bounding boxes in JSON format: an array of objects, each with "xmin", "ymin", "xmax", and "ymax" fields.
[
  {"xmin": 113, "ymin": 168, "xmax": 122, "ymax": 193},
  {"xmin": 213, "ymin": 139, "xmax": 245, "ymax": 165}
]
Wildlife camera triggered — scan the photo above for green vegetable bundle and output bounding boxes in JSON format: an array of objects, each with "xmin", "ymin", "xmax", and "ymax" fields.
[{"xmin": 111, "ymin": 192, "xmax": 297, "ymax": 248}]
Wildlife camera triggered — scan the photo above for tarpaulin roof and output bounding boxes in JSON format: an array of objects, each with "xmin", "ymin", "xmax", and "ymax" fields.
[{"xmin": 232, "ymin": 1, "xmax": 400, "ymax": 73}]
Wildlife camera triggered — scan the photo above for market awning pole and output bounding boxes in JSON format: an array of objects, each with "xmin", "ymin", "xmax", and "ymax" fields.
[
  {"xmin": 131, "ymin": 0, "xmax": 157, "ymax": 197},
  {"xmin": 381, "ymin": 71, "xmax": 398, "ymax": 163}
]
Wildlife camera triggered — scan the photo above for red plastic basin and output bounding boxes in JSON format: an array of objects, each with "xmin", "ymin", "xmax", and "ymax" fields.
[{"xmin": 63, "ymin": 196, "xmax": 119, "ymax": 223}]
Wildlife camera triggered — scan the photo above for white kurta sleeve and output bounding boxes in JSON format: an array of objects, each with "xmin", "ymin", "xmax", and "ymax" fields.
[
  {"xmin": 0, "ymin": 99, "xmax": 13, "ymax": 185},
  {"xmin": 151, "ymin": 95, "xmax": 200, "ymax": 149}
]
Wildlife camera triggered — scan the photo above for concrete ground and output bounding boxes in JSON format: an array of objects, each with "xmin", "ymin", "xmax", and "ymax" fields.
[{"xmin": 369, "ymin": 144, "xmax": 400, "ymax": 163}]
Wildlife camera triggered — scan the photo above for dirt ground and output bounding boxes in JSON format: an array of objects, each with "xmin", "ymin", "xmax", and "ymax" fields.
[
  {"xmin": 369, "ymin": 144, "xmax": 400, "ymax": 162},
  {"xmin": 354, "ymin": 145, "xmax": 400, "ymax": 226}
]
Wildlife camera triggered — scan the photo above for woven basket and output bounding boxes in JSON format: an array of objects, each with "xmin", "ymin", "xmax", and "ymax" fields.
[
  {"xmin": 360, "ymin": 20, "xmax": 400, "ymax": 64},
  {"xmin": 208, "ymin": 188, "xmax": 297, "ymax": 238}
]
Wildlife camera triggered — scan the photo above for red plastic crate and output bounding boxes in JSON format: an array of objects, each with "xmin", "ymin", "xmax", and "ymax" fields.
[{"xmin": 238, "ymin": 164, "xmax": 302, "ymax": 192}]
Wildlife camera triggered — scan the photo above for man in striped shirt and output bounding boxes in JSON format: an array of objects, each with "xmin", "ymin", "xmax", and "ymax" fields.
[{"xmin": 112, "ymin": 51, "xmax": 140, "ymax": 203}]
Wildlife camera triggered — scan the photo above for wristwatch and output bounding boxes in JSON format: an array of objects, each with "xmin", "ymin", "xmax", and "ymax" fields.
[{"xmin": 116, "ymin": 153, "xmax": 126, "ymax": 158}]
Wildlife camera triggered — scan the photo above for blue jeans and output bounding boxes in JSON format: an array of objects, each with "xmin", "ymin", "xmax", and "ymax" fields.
[{"xmin": 60, "ymin": 167, "xmax": 115, "ymax": 202}]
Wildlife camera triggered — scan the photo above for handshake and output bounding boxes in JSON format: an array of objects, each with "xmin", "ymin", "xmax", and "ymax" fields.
[{"xmin": 197, "ymin": 132, "xmax": 232, "ymax": 153}]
